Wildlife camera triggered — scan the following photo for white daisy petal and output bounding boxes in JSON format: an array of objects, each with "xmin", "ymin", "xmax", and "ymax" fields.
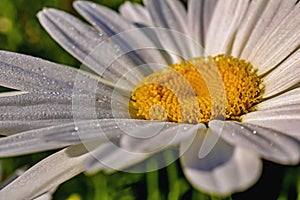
[
  {"xmin": 0, "ymin": 130, "xmax": 68, "ymax": 157},
  {"xmin": 248, "ymin": 3, "xmax": 300, "ymax": 75},
  {"xmin": 262, "ymin": 49, "xmax": 300, "ymax": 98},
  {"xmin": 85, "ymin": 141, "xmax": 150, "ymax": 174},
  {"xmin": 38, "ymin": 8, "xmax": 144, "ymax": 84},
  {"xmin": 0, "ymin": 91, "xmax": 27, "ymax": 97},
  {"xmin": 202, "ymin": 0, "xmax": 218, "ymax": 42},
  {"xmin": 120, "ymin": 122, "xmax": 204, "ymax": 153},
  {"xmin": 0, "ymin": 145, "xmax": 91, "ymax": 199},
  {"xmin": 42, "ymin": 119, "xmax": 152, "ymax": 144},
  {"xmin": 205, "ymin": 0, "xmax": 250, "ymax": 55},
  {"xmin": 31, "ymin": 186, "xmax": 58, "ymax": 200},
  {"xmin": 180, "ymin": 130, "xmax": 262, "ymax": 196},
  {"xmin": 0, "ymin": 119, "xmax": 73, "ymax": 136},
  {"xmin": 240, "ymin": 0, "xmax": 296, "ymax": 59},
  {"xmin": 0, "ymin": 51, "xmax": 112, "ymax": 94},
  {"xmin": 230, "ymin": 0, "xmax": 269, "ymax": 57},
  {"xmin": 145, "ymin": 0, "xmax": 188, "ymax": 33},
  {"xmin": 119, "ymin": 2, "xmax": 152, "ymax": 26},
  {"xmin": 145, "ymin": 0, "xmax": 194, "ymax": 60},
  {"xmin": 0, "ymin": 119, "xmax": 131, "ymax": 156},
  {"xmin": 187, "ymin": 0, "xmax": 203, "ymax": 45},
  {"xmin": 256, "ymin": 87, "xmax": 300, "ymax": 110},
  {"xmin": 37, "ymin": 8, "xmax": 104, "ymax": 65},
  {"xmin": 0, "ymin": 92, "xmax": 71, "ymax": 106},
  {"xmin": 0, "ymin": 104, "xmax": 73, "ymax": 121},
  {"xmin": 0, "ymin": 98, "xmax": 115, "ymax": 121},
  {"xmin": 0, "ymin": 51, "xmax": 75, "ymax": 92},
  {"xmin": 74, "ymin": 1, "xmax": 169, "ymax": 67},
  {"xmin": 209, "ymin": 120, "xmax": 300, "ymax": 164},
  {"xmin": 242, "ymin": 105, "xmax": 300, "ymax": 140}
]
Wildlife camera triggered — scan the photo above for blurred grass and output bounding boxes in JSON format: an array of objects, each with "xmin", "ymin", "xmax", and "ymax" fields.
[{"xmin": 0, "ymin": 0, "xmax": 299, "ymax": 199}]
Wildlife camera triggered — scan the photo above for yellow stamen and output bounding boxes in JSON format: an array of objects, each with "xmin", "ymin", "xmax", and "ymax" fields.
[{"xmin": 130, "ymin": 55, "xmax": 263, "ymax": 124}]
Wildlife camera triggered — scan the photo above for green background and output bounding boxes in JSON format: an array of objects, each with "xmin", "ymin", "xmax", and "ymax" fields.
[{"xmin": 0, "ymin": 0, "xmax": 299, "ymax": 199}]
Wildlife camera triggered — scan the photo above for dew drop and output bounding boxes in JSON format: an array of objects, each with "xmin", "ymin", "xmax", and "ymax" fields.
[
  {"xmin": 74, "ymin": 127, "xmax": 79, "ymax": 131},
  {"xmin": 253, "ymin": 130, "xmax": 257, "ymax": 134}
]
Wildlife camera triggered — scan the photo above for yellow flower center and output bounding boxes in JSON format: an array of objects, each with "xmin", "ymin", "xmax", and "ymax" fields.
[{"xmin": 130, "ymin": 55, "xmax": 263, "ymax": 124}]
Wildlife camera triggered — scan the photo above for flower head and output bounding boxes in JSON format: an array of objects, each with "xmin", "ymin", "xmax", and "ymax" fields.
[{"xmin": 0, "ymin": 0, "xmax": 299, "ymax": 199}]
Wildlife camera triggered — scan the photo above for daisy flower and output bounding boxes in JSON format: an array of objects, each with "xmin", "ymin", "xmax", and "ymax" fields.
[{"xmin": 0, "ymin": 0, "xmax": 300, "ymax": 199}]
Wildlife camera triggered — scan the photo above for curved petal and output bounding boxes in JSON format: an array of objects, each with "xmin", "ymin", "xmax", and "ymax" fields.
[
  {"xmin": 230, "ymin": 0, "xmax": 269, "ymax": 57},
  {"xmin": 242, "ymin": 105, "xmax": 300, "ymax": 140},
  {"xmin": 0, "ymin": 94, "xmax": 116, "ymax": 121},
  {"xmin": 209, "ymin": 120, "xmax": 300, "ymax": 164},
  {"xmin": 262, "ymin": 49, "xmax": 300, "ymax": 98},
  {"xmin": 0, "ymin": 145, "xmax": 91, "ymax": 199},
  {"xmin": 180, "ymin": 130, "xmax": 262, "ymax": 196},
  {"xmin": 205, "ymin": 0, "xmax": 250, "ymax": 55},
  {"xmin": 145, "ymin": 0, "xmax": 193, "ymax": 60},
  {"xmin": 119, "ymin": 2, "xmax": 152, "ymax": 26},
  {"xmin": 240, "ymin": 0, "xmax": 295, "ymax": 59},
  {"xmin": 0, "ymin": 119, "xmax": 73, "ymax": 136},
  {"xmin": 0, "ymin": 51, "xmax": 76, "ymax": 93},
  {"xmin": 0, "ymin": 118, "xmax": 138, "ymax": 157},
  {"xmin": 0, "ymin": 51, "xmax": 117, "ymax": 94},
  {"xmin": 0, "ymin": 91, "xmax": 27, "ymax": 97},
  {"xmin": 187, "ymin": 0, "xmax": 204, "ymax": 46},
  {"xmin": 38, "ymin": 8, "xmax": 144, "ymax": 84},
  {"xmin": 248, "ymin": 3, "xmax": 300, "ymax": 75},
  {"xmin": 74, "ymin": 1, "xmax": 169, "ymax": 67},
  {"xmin": 120, "ymin": 122, "xmax": 205, "ymax": 153},
  {"xmin": 202, "ymin": 0, "xmax": 219, "ymax": 42},
  {"xmin": 85, "ymin": 141, "xmax": 150, "ymax": 174},
  {"xmin": 145, "ymin": 0, "xmax": 188, "ymax": 33},
  {"xmin": 0, "ymin": 92, "xmax": 71, "ymax": 106},
  {"xmin": 255, "ymin": 87, "xmax": 300, "ymax": 110}
]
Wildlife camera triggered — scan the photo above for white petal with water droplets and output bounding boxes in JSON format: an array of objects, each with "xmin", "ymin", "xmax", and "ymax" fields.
[
  {"xmin": 0, "ymin": 92, "xmax": 71, "ymax": 106},
  {"xmin": 0, "ymin": 51, "xmax": 75, "ymax": 93},
  {"xmin": 0, "ymin": 51, "xmax": 117, "ymax": 94},
  {"xmin": 209, "ymin": 120, "xmax": 300, "ymax": 164},
  {"xmin": 180, "ymin": 130, "xmax": 262, "ymax": 196},
  {"xmin": 120, "ymin": 123, "xmax": 204, "ymax": 153},
  {"xmin": 74, "ymin": 1, "xmax": 169, "ymax": 68},
  {"xmin": 42, "ymin": 119, "xmax": 159, "ymax": 144},
  {"xmin": 0, "ymin": 119, "xmax": 73, "ymax": 136},
  {"xmin": 256, "ymin": 87, "xmax": 300, "ymax": 110},
  {"xmin": 0, "ymin": 119, "xmax": 126, "ymax": 157},
  {"xmin": 262, "ymin": 49, "xmax": 300, "ymax": 98},
  {"xmin": 242, "ymin": 105, "xmax": 300, "ymax": 140},
  {"xmin": 0, "ymin": 95, "xmax": 115, "ymax": 121},
  {"xmin": 0, "ymin": 145, "xmax": 91, "ymax": 199},
  {"xmin": 38, "ymin": 8, "xmax": 143, "ymax": 84}
]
